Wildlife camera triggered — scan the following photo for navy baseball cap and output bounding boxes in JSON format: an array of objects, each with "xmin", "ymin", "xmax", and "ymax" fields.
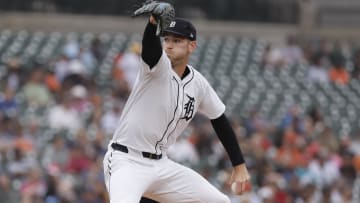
[{"xmin": 163, "ymin": 18, "xmax": 196, "ymax": 41}]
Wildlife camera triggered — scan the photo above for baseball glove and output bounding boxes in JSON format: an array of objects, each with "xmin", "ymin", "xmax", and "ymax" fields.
[{"xmin": 132, "ymin": 0, "xmax": 175, "ymax": 36}]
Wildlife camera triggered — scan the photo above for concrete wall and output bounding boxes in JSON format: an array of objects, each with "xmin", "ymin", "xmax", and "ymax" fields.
[
  {"xmin": 314, "ymin": 0, "xmax": 360, "ymax": 27},
  {"xmin": 0, "ymin": 12, "xmax": 359, "ymax": 45}
]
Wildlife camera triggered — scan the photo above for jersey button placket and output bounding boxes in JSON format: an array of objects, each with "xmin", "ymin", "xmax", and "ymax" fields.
[{"xmin": 164, "ymin": 80, "xmax": 183, "ymax": 149}]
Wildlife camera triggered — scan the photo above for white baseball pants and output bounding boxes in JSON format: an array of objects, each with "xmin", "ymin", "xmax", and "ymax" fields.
[{"xmin": 103, "ymin": 148, "xmax": 230, "ymax": 203}]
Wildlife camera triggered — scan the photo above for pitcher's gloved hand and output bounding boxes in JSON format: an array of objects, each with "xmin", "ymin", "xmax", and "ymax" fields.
[{"xmin": 132, "ymin": 0, "xmax": 175, "ymax": 36}]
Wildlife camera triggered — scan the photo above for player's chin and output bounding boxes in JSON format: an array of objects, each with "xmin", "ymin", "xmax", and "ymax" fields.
[{"xmin": 166, "ymin": 53, "xmax": 175, "ymax": 61}]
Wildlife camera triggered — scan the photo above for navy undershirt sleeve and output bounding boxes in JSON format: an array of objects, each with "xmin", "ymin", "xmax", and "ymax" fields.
[
  {"xmin": 142, "ymin": 22, "xmax": 162, "ymax": 69},
  {"xmin": 211, "ymin": 113, "xmax": 245, "ymax": 166}
]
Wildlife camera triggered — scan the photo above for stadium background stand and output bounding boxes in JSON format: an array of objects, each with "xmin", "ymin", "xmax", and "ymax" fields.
[
  {"xmin": 0, "ymin": 2, "xmax": 360, "ymax": 203},
  {"xmin": 0, "ymin": 29, "xmax": 359, "ymax": 136}
]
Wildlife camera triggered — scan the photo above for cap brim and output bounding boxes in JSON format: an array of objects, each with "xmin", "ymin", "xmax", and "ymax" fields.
[{"xmin": 162, "ymin": 30, "xmax": 189, "ymax": 39}]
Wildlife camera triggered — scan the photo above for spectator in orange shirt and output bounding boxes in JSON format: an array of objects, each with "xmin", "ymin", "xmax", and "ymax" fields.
[
  {"xmin": 328, "ymin": 55, "xmax": 349, "ymax": 85},
  {"xmin": 275, "ymin": 128, "xmax": 306, "ymax": 170},
  {"xmin": 45, "ymin": 68, "xmax": 60, "ymax": 93}
]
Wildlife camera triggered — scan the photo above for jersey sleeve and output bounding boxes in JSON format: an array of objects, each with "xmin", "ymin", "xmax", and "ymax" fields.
[
  {"xmin": 198, "ymin": 78, "xmax": 226, "ymax": 119},
  {"xmin": 138, "ymin": 50, "xmax": 171, "ymax": 79}
]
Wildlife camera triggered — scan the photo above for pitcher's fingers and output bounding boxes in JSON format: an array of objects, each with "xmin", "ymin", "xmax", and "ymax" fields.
[
  {"xmin": 240, "ymin": 181, "xmax": 246, "ymax": 193},
  {"xmin": 244, "ymin": 180, "xmax": 252, "ymax": 191}
]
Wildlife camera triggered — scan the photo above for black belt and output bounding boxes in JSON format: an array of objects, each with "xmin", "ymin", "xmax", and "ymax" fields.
[{"xmin": 111, "ymin": 143, "xmax": 162, "ymax": 160}]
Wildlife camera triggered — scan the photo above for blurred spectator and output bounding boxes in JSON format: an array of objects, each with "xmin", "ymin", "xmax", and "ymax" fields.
[
  {"xmin": 68, "ymin": 85, "xmax": 92, "ymax": 114},
  {"xmin": 262, "ymin": 44, "xmax": 285, "ymax": 67},
  {"xmin": 68, "ymin": 57, "xmax": 87, "ymax": 77},
  {"xmin": 280, "ymin": 105, "xmax": 304, "ymax": 135},
  {"xmin": 250, "ymin": 128, "xmax": 273, "ymax": 159},
  {"xmin": 304, "ymin": 107, "xmax": 325, "ymax": 138},
  {"xmin": 7, "ymin": 148, "xmax": 37, "ymax": 180},
  {"xmin": 282, "ymin": 35, "xmax": 304, "ymax": 65},
  {"xmin": 54, "ymin": 51, "xmax": 89, "ymax": 92},
  {"xmin": 41, "ymin": 136, "xmax": 69, "ymax": 171},
  {"xmin": 338, "ymin": 184, "xmax": 353, "ymax": 203},
  {"xmin": 0, "ymin": 174, "xmax": 20, "ymax": 203},
  {"xmin": 349, "ymin": 132, "xmax": 360, "ymax": 155},
  {"xmin": 257, "ymin": 186, "xmax": 274, "ymax": 203},
  {"xmin": 79, "ymin": 47, "xmax": 97, "ymax": 76},
  {"xmin": 45, "ymin": 68, "xmax": 61, "ymax": 93},
  {"xmin": 87, "ymin": 81, "xmax": 102, "ymax": 109},
  {"xmin": 244, "ymin": 109, "xmax": 269, "ymax": 138},
  {"xmin": 44, "ymin": 174, "xmax": 60, "ymax": 203},
  {"xmin": 304, "ymin": 148, "xmax": 340, "ymax": 188},
  {"xmin": 91, "ymin": 131, "xmax": 107, "ymax": 158},
  {"xmin": 262, "ymin": 35, "xmax": 304, "ymax": 68},
  {"xmin": 21, "ymin": 68, "xmax": 52, "ymax": 107},
  {"xmin": 54, "ymin": 54, "xmax": 70, "ymax": 82},
  {"xmin": 5, "ymin": 58, "xmax": 22, "ymax": 92},
  {"xmin": 275, "ymin": 131, "xmax": 306, "ymax": 170},
  {"xmin": 297, "ymin": 182, "xmax": 321, "ymax": 203},
  {"xmin": 62, "ymin": 58, "xmax": 88, "ymax": 89},
  {"xmin": 0, "ymin": 117, "xmax": 15, "ymax": 150},
  {"xmin": 193, "ymin": 127, "xmax": 214, "ymax": 159},
  {"xmin": 307, "ymin": 53, "xmax": 329, "ymax": 83},
  {"xmin": 100, "ymin": 99, "xmax": 123, "ymax": 136},
  {"xmin": 339, "ymin": 151, "xmax": 357, "ymax": 185},
  {"xmin": 63, "ymin": 35, "xmax": 80, "ymax": 60},
  {"xmin": 328, "ymin": 54, "xmax": 349, "ymax": 85},
  {"xmin": 0, "ymin": 87, "xmax": 18, "ymax": 118},
  {"xmin": 352, "ymin": 49, "xmax": 360, "ymax": 79},
  {"xmin": 313, "ymin": 126, "xmax": 339, "ymax": 154},
  {"xmin": 20, "ymin": 167, "xmax": 46, "ymax": 203},
  {"xmin": 80, "ymin": 160, "xmax": 107, "ymax": 203},
  {"xmin": 354, "ymin": 154, "xmax": 360, "ymax": 172},
  {"xmin": 57, "ymin": 174, "xmax": 77, "ymax": 202},
  {"xmin": 13, "ymin": 123, "xmax": 34, "ymax": 154},
  {"xmin": 47, "ymin": 94, "xmax": 82, "ymax": 133},
  {"xmin": 66, "ymin": 144, "xmax": 91, "ymax": 174},
  {"xmin": 113, "ymin": 41, "xmax": 142, "ymax": 90},
  {"xmin": 168, "ymin": 127, "xmax": 200, "ymax": 165},
  {"xmin": 91, "ymin": 37, "xmax": 106, "ymax": 63}
]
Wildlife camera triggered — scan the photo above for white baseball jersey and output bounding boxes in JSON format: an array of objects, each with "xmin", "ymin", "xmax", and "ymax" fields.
[{"xmin": 111, "ymin": 51, "xmax": 225, "ymax": 155}]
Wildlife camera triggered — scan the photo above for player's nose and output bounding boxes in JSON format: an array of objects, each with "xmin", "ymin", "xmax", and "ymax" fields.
[
  {"xmin": 165, "ymin": 45, "xmax": 173, "ymax": 52},
  {"xmin": 165, "ymin": 42, "xmax": 173, "ymax": 49}
]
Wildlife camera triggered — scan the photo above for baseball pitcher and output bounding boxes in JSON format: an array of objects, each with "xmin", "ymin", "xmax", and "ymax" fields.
[{"xmin": 103, "ymin": 1, "xmax": 250, "ymax": 202}]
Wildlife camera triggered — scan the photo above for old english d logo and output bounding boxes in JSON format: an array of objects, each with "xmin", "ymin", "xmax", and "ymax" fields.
[
  {"xmin": 169, "ymin": 21, "xmax": 176, "ymax": 27},
  {"xmin": 181, "ymin": 94, "xmax": 195, "ymax": 121}
]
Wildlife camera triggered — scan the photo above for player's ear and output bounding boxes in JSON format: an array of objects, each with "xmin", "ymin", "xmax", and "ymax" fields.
[{"xmin": 188, "ymin": 41, "xmax": 197, "ymax": 53}]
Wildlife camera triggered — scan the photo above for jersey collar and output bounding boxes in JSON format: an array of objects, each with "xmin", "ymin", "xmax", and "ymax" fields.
[
  {"xmin": 173, "ymin": 65, "xmax": 194, "ymax": 84},
  {"xmin": 181, "ymin": 66, "xmax": 191, "ymax": 79}
]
